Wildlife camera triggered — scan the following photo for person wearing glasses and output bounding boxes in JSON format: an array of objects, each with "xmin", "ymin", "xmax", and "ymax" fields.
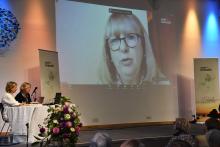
[
  {"xmin": 15, "ymin": 82, "xmax": 32, "ymax": 103},
  {"xmin": 99, "ymin": 10, "xmax": 169, "ymax": 85}
]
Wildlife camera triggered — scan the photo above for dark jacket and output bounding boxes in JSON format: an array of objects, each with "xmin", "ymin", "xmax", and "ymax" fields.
[{"xmin": 15, "ymin": 92, "xmax": 32, "ymax": 103}]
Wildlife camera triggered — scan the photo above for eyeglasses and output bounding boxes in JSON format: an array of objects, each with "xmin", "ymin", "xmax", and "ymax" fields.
[{"xmin": 107, "ymin": 33, "xmax": 142, "ymax": 51}]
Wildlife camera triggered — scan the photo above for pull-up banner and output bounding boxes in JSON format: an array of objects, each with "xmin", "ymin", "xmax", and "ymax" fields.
[
  {"xmin": 39, "ymin": 49, "xmax": 60, "ymax": 104},
  {"xmin": 194, "ymin": 58, "xmax": 219, "ymax": 120}
]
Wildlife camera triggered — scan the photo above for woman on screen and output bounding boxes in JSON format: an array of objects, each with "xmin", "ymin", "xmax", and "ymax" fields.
[
  {"xmin": 15, "ymin": 82, "xmax": 32, "ymax": 103},
  {"xmin": 99, "ymin": 10, "xmax": 169, "ymax": 85}
]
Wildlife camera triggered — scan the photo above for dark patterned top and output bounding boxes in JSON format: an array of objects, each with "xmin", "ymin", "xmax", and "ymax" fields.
[{"xmin": 166, "ymin": 134, "xmax": 198, "ymax": 147}]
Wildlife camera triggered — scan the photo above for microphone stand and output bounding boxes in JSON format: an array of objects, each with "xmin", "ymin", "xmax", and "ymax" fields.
[
  {"xmin": 34, "ymin": 92, "xmax": 37, "ymax": 102},
  {"xmin": 26, "ymin": 123, "xmax": 29, "ymax": 147},
  {"xmin": 31, "ymin": 90, "xmax": 37, "ymax": 102}
]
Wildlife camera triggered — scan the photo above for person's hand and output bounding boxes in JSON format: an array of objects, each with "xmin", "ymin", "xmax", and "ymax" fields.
[
  {"xmin": 19, "ymin": 103, "xmax": 27, "ymax": 106},
  {"xmin": 18, "ymin": 103, "xmax": 24, "ymax": 106}
]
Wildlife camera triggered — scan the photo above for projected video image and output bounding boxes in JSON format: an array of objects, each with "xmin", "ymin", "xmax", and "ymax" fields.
[{"xmin": 56, "ymin": 1, "xmax": 170, "ymax": 86}]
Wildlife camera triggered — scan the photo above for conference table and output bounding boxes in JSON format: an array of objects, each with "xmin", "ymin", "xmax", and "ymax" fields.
[{"xmin": 5, "ymin": 104, "xmax": 49, "ymax": 143}]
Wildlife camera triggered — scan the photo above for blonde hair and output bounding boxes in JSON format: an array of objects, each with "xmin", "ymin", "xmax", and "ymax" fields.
[
  {"xmin": 175, "ymin": 118, "xmax": 191, "ymax": 133},
  {"xmin": 20, "ymin": 82, "xmax": 31, "ymax": 91},
  {"xmin": 5, "ymin": 81, "xmax": 17, "ymax": 93},
  {"xmin": 99, "ymin": 12, "xmax": 164, "ymax": 85}
]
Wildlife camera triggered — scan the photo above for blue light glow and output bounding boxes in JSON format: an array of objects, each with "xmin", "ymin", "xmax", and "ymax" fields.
[
  {"xmin": 202, "ymin": 1, "xmax": 220, "ymax": 57},
  {"xmin": 205, "ymin": 13, "xmax": 219, "ymax": 42},
  {"xmin": 0, "ymin": 0, "xmax": 11, "ymax": 10}
]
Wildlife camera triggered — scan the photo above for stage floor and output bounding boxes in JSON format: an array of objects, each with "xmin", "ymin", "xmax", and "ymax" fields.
[{"xmin": 14, "ymin": 124, "xmax": 206, "ymax": 147}]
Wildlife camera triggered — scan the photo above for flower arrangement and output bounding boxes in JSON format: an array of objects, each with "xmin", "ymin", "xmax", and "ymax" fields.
[{"xmin": 33, "ymin": 97, "xmax": 82, "ymax": 147}]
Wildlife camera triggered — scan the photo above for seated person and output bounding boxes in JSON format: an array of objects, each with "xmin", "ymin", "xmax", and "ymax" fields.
[
  {"xmin": 205, "ymin": 109, "xmax": 220, "ymax": 131},
  {"xmin": 206, "ymin": 129, "xmax": 220, "ymax": 147},
  {"xmin": 166, "ymin": 118, "xmax": 198, "ymax": 147},
  {"xmin": 196, "ymin": 109, "xmax": 220, "ymax": 147},
  {"xmin": 15, "ymin": 82, "xmax": 32, "ymax": 103},
  {"xmin": 1, "ymin": 81, "xmax": 21, "ymax": 121},
  {"xmin": 120, "ymin": 139, "xmax": 145, "ymax": 147},
  {"xmin": 89, "ymin": 132, "xmax": 112, "ymax": 147}
]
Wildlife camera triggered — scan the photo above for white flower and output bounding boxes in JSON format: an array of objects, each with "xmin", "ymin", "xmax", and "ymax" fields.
[
  {"xmin": 70, "ymin": 128, "xmax": 75, "ymax": 132},
  {"xmin": 73, "ymin": 112, "xmax": 76, "ymax": 117},
  {"xmin": 68, "ymin": 107, "xmax": 72, "ymax": 113},
  {"xmin": 54, "ymin": 107, "xmax": 61, "ymax": 112},
  {"xmin": 53, "ymin": 120, "xmax": 58, "ymax": 124}
]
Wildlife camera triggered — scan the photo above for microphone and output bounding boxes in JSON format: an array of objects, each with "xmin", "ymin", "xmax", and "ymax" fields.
[
  {"xmin": 31, "ymin": 87, "xmax": 38, "ymax": 97},
  {"xmin": 26, "ymin": 123, "xmax": 29, "ymax": 128}
]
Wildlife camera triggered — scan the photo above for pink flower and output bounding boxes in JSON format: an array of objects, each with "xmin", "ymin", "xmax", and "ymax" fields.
[
  {"xmin": 66, "ymin": 121, "xmax": 72, "ymax": 128},
  {"xmin": 71, "ymin": 113, "xmax": 75, "ymax": 119},
  {"xmin": 64, "ymin": 102, "xmax": 70, "ymax": 106},
  {"xmin": 52, "ymin": 127, "xmax": 60, "ymax": 134},
  {"xmin": 75, "ymin": 126, "xmax": 80, "ymax": 134}
]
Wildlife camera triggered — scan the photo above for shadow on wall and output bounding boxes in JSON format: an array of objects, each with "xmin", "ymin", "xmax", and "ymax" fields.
[
  {"xmin": 177, "ymin": 74, "xmax": 195, "ymax": 119},
  {"xmin": 28, "ymin": 66, "xmax": 41, "ymax": 100}
]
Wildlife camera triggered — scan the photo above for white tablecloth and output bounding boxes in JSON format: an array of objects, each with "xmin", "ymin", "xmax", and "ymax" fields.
[
  {"xmin": 29, "ymin": 105, "xmax": 49, "ymax": 142},
  {"xmin": 5, "ymin": 104, "xmax": 49, "ymax": 142}
]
